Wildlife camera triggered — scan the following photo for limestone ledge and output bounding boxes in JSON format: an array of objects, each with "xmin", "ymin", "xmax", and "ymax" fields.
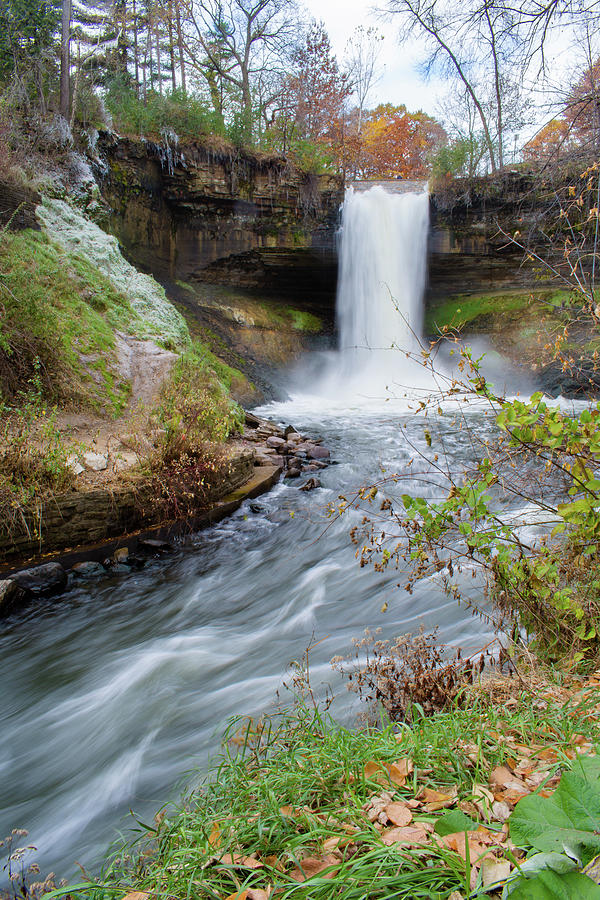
[{"xmin": 0, "ymin": 448, "xmax": 256, "ymax": 566}]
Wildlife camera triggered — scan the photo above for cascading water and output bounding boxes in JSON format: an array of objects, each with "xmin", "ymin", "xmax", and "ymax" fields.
[
  {"xmin": 337, "ymin": 186, "xmax": 429, "ymax": 362},
  {"xmin": 303, "ymin": 184, "xmax": 432, "ymax": 405}
]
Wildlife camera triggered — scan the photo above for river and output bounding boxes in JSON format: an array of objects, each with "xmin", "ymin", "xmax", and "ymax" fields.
[{"xmin": 1, "ymin": 186, "xmax": 501, "ymax": 883}]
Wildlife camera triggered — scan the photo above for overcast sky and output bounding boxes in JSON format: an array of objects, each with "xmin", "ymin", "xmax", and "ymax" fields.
[
  {"xmin": 301, "ymin": 0, "xmax": 587, "ymax": 146},
  {"xmin": 302, "ymin": 0, "xmax": 451, "ymax": 116}
]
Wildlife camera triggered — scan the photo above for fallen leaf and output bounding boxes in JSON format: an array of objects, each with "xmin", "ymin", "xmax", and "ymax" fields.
[
  {"xmin": 279, "ymin": 806, "xmax": 294, "ymax": 817},
  {"xmin": 289, "ymin": 855, "xmax": 339, "ymax": 881},
  {"xmin": 491, "ymin": 800, "xmax": 512, "ymax": 823},
  {"xmin": 223, "ymin": 893, "xmax": 248, "ymax": 900},
  {"xmin": 387, "ymin": 758, "xmax": 413, "ymax": 785},
  {"xmin": 221, "ymin": 854, "xmax": 263, "ymax": 869},
  {"xmin": 481, "ymin": 858, "xmax": 512, "ymax": 888},
  {"xmin": 247, "ymin": 889, "xmax": 272, "ymax": 900},
  {"xmin": 489, "ymin": 766, "xmax": 528, "ymax": 792},
  {"xmin": 122, "ymin": 893, "xmax": 150, "ymax": 900},
  {"xmin": 384, "ymin": 802, "xmax": 413, "ymax": 826},
  {"xmin": 208, "ymin": 824, "xmax": 221, "ymax": 849},
  {"xmin": 381, "ymin": 825, "xmax": 430, "ymax": 847},
  {"xmin": 263, "ymin": 855, "xmax": 282, "ymax": 870},
  {"xmin": 420, "ymin": 786, "xmax": 457, "ymax": 812},
  {"xmin": 441, "ymin": 830, "xmax": 497, "ymax": 866},
  {"xmin": 472, "ymin": 784, "xmax": 495, "ymax": 820}
]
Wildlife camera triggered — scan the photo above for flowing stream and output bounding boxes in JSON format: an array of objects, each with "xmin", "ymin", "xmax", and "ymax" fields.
[{"xmin": 2, "ymin": 186, "xmax": 502, "ymax": 883}]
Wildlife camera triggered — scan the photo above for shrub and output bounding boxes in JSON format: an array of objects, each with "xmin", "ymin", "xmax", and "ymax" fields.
[{"xmin": 105, "ymin": 81, "xmax": 224, "ymax": 141}]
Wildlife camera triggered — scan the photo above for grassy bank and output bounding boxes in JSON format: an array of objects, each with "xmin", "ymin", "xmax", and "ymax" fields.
[
  {"xmin": 0, "ymin": 218, "xmax": 246, "ymax": 552},
  {"xmin": 50, "ymin": 664, "xmax": 600, "ymax": 900},
  {"xmin": 424, "ymin": 290, "xmax": 572, "ymax": 337}
]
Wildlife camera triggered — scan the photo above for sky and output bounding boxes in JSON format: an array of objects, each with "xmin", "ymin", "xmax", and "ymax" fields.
[
  {"xmin": 302, "ymin": 0, "xmax": 448, "ymax": 117},
  {"xmin": 301, "ymin": 0, "xmax": 589, "ymax": 147}
]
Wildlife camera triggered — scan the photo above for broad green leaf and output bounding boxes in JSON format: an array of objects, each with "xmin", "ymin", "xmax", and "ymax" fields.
[
  {"xmin": 434, "ymin": 809, "xmax": 478, "ymax": 836},
  {"xmin": 510, "ymin": 765, "xmax": 600, "ymax": 857},
  {"xmin": 518, "ymin": 852, "xmax": 578, "ymax": 877},
  {"xmin": 507, "ymin": 870, "xmax": 600, "ymax": 899}
]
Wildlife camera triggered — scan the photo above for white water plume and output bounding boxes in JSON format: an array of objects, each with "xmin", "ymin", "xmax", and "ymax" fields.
[{"xmin": 285, "ymin": 184, "xmax": 434, "ymax": 411}]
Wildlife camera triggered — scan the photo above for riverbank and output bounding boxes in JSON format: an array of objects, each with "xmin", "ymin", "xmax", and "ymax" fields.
[
  {"xmin": 0, "ymin": 412, "xmax": 331, "ymax": 617},
  {"xmin": 45, "ymin": 658, "xmax": 600, "ymax": 900}
]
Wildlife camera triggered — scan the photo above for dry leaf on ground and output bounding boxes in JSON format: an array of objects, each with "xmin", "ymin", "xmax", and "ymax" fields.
[
  {"xmin": 384, "ymin": 801, "xmax": 413, "ymax": 826},
  {"xmin": 289, "ymin": 855, "xmax": 339, "ymax": 881},
  {"xmin": 420, "ymin": 786, "xmax": 458, "ymax": 812},
  {"xmin": 122, "ymin": 893, "xmax": 150, "ymax": 900},
  {"xmin": 381, "ymin": 824, "xmax": 431, "ymax": 847},
  {"xmin": 481, "ymin": 858, "xmax": 512, "ymax": 888},
  {"xmin": 220, "ymin": 854, "xmax": 263, "ymax": 870}
]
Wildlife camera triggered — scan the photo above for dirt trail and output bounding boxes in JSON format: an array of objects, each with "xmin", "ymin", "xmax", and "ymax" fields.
[{"xmin": 58, "ymin": 335, "xmax": 177, "ymax": 484}]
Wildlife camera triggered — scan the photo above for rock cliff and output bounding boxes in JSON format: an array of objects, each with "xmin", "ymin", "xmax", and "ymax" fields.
[{"xmin": 428, "ymin": 172, "xmax": 554, "ymax": 302}]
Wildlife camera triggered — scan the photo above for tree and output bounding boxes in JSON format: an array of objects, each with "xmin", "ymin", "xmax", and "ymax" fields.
[
  {"xmin": 181, "ymin": 0, "xmax": 299, "ymax": 143},
  {"xmin": 60, "ymin": 0, "xmax": 71, "ymax": 117},
  {"xmin": 0, "ymin": 0, "xmax": 60, "ymax": 110},
  {"xmin": 344, "ymin": 26, "xmax": 383, "ymax": 133},
  {"xmin": 564, "ymin": 56, "xmax": 600, "ymax": 154},
  {"xmin": 380, "ymin": 0, "xmax": 528, "ymax": 172},
  {"xmin": 360, "ymin": 103, "xmax": 446, "ymax": 177},
  {"xmin": 522, "ymin": 118, "xmax": 572, "ymax": 161}
]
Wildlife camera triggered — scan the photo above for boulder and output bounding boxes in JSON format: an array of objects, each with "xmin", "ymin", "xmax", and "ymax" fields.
[
  {"xmin": 113, "ymin": 547, "xmax": 129, "ymax": 563},
  {"xmin": 308, "ymin": 445, "xmax": 330, "ymax": 460},
  {"xmin": 284, "ymin": 425, "xmax": 301, "ymax": 438},
  {"xmin": 266, "ymin": 436, "xmax": 286, "ymax": 449},
  {"xmin": 0, "ymin": 579, "xmax": 26, "ymax": 616},
  {"xmin": 285, "ymin": 467, "xmax": 301, "ymax": 479},
  {"xmin": 71, "ymin": 560, "xmax": 105, "ymax": 577},
  {"xmin": 299, "ymin": 477, "xmax": 322, "ymax": 492},
  {"xmin": 138, "ymin": 538, "xmax": 173, "ymax": 554},
  {"xmin": 293, "ymin": 450, "xmax": 308, "ymax": 459},
  {"xmin": 10, "ymin": 562, "xmax": 68, "ymax": 597},
  {"xmin": 83, "ymin": 451, "xmax": 108, "ymax": 471}
]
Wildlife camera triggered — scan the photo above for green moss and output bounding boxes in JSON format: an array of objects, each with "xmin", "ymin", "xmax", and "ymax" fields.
[
  {"xmin": 425, "ymin": 289, "xmax": 573, "ymax": 334},
  {"xmin": 0, "ymin": 229, "xmax": 135, "ymax": 416}
]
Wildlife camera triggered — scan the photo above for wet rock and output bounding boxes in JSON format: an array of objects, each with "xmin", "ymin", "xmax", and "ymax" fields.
[
  {"xmin": 138, "ymin": 538, "xmax": 173, "ymax": 554},
  {"xmin": 266, "ymin": 436, "xmax": 286, "ymax": 449},
  {"xmin": 0, "ymin": 579, "xmax": 26, "ymax": 616},
  {"xmin": 286, "ymin": 432, "xmax": 303, "ymax": 444},
  {"xmin": 83, "ymin": 451, "xmax": 108, "ymax": 471},
  {"xmin": 284, "ymin": 425, "xmax": 301, "ymax": 438},
  {"xmin": 71, "ymin": 560, "xmax": 105, "ymax": 577},
  {"xmin": 299, "ymin": 477, "xmax": 322, "ymax": 492},
  {"xmin": 245, "ymin": 411, "xmax": 262, "ymax": 428},
  {"xmin": 308, "ymin": 445, "xmax": 330, "ymax": 460},
  {"xmin": 293, "ymin": 450, "xmax": 307, "ymax": 459},
  {"xmin": 111, "ymin": 563, "xmax": 132, "ymax": 574},
  {"xmin": 285, "ymin": 467, "xmax": 301, "ymax": 479},
  {"xmin": 11, "ymin": 562, "xmax": 68, "ymax": 597},
  {"xmin": 255, "ymin": 453, "xmax": 277, "ymax": 467},
  {"xmin": 113, "ymin": 547, "xmax": 129, "ymax": 563}
]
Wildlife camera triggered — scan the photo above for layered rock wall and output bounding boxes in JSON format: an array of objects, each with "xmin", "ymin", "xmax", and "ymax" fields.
[
  {"xmin": 96, "ymin": 134, "xmax": 343, "ymax": 311},
  {"xmin": 428, "ymin": 172, "xmax": 555, "ymax": 301},
  {"xmin": 0, "ymin": 449, "xmax": 255, "ymax": 564}
]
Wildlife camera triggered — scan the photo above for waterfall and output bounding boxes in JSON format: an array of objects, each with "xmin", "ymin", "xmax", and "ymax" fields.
[{"xmin": 326, "ymin": 185, "xmax": 430, "ymax": 399}]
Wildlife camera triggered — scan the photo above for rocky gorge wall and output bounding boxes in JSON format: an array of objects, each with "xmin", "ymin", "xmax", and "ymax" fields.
[
  {"xmin": 427, "ymin": 172, "xmax": 555, "ymax": 303},
  {"xmin": 96, "ymin": 134, "xmax": 342, "ymax": 313}
]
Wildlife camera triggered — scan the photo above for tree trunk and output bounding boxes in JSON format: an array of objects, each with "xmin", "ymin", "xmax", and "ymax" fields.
[
  {"xmin": 60, "ymin": 0, "xmax": 71, "ymax": 120},
  {"xmin": 175, "ymin": 0, "xmax": 186, "ymax": 95}
]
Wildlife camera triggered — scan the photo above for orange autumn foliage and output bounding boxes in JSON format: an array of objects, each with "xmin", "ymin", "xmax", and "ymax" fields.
[{"xmin": 360, "ymin": 103, "xmax": 446, "ymax": 178}]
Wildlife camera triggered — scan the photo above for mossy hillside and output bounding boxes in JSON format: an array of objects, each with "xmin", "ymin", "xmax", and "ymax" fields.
[
  {"xmin": 424, "ymin": 289, "xmax": 573, "ymax": 336},
  {"xmin": 0, "ymin": 228, "xmax": 133, "ymax": 415},
  {"xmin": 36, "ymin": 198, "xmax": 190, "ymax": 350}
]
